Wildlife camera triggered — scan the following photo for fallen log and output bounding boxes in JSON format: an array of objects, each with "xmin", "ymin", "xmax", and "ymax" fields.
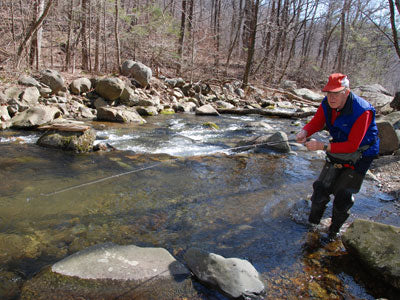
[
  {"xmin": 216, "ymin": 107, "xmax": 316, "ymax": 118},
  {"xmin": 38, "ymin": 123, "xmax": 91, "ymax": 132}
]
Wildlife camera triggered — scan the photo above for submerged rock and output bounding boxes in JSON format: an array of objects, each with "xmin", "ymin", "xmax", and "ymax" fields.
[
  {"xmin": 342, "ymin": 219, "xmax": 400, "ymax": 289},
  {"xmin": 184, "ymin": 247, "xmax": 265, "ymax": 299},
  {"xmin": 52, "ymin": 243, "xmax": 189, "ymax": 281},
  {"xmin": 20, "ymin": 243, "xmax": 195, "ymax": 300}
]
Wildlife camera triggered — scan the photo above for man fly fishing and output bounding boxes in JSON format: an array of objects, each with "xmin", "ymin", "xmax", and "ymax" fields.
[{"xmin": 296, "ymin": 73, "xmax": 379, "ymax": 242}]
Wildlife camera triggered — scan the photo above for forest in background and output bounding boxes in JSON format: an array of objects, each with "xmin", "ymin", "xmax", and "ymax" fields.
[{"xmin": 0, "ymin": 0, "xmax": 399, "ymax": 93}]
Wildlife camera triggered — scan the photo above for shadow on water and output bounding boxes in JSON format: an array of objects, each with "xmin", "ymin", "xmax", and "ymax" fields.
[{"xmin": 0, "ymin": 114, "xmax": 399, "ymax": 299}]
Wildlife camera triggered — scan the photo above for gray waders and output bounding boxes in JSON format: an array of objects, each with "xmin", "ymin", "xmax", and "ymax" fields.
[{"xmin": 309, "ymin": 162, "xmax": 365, "ymax": 237}]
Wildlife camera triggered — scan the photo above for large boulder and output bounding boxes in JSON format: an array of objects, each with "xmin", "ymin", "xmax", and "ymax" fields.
[
  {"xmin": 18, "ymin": 75, "xmax": 41, "ymax": 88},
  {"xmin": 352, "ymin": 85, "xmax": 393, "ymax": 109},
  {"xmin": 376, "ymin": 120, "xmax": 399, "ymax": 154},
  {"xmin": 390, "ymin": 92, "xmax": 400, "ymax": 111},
  {"xmin": 11, "ymin": 105, "xmax": 61, "ymax": 128},
  {"xmin": 37, "ymin": 128, "xmax": 96, "ymax": 153},
  {"xmin": 70, "ymin": 78, "xmax": 92, "ymax": 95},
  {"xmin": 97, "ymin": 106, "xmax": 146, "ymax": 123},
  {"xmin": 95, "ymin": 78, "xmax": 125, "ymax": 101},
  {"xmin": 118, "ymin": 86, "xmax": 140, "ymax": 106},
  {"xmin": 20, "ymin": 87, "xmax": 40, "ymax": 105},
  {"xmin": 342, "ymin": 219, "xmax": 400, "ymax": 289},
  {"xmin": 4, "ymin": 86, "xmax": 22, "ymax": 102},
  {"xmin": 131, "ymin": 62, "xmax": 152, "ymax": 88},
  {"xmin": 121, "ymin": 59, "xmax": 135, "ymax": 76},
  {"xmin": 21, "ymin": 243, "xmax": 193, "ymax": 299},
  {"xmin": 52, "ymin": 243, "xmax": 189, "ymax": 281},
  {"xmin": 39, "ymin": 69, "xmax": 65, "ymax": 94},
  {"xmin": 184, "ymin": 248, "xmax": 265, "ymax": 299}
]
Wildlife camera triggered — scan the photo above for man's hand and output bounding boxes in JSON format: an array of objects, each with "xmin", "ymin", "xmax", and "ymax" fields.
[
  {"xmin": 305, "ymin": 139, "xmax": 326, "ymax": 151},
  {"xmin": 296, "ymin": 129, "xmax": 308, "ymax": 144}
]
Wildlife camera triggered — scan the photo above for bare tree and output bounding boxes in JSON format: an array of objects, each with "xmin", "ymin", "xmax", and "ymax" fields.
[
  {"xmin": 388, "ymin": 0, "xmax": 400, "ymax": 60},
  {"xmin": 242, "ymin": 0, "xmax": 260, "ymax": 88},
  {"xmin": 115, "ymin": 0, "xmax": 121, "ymax": 72},
  {"xmin": 16, "ymin": 0, "xmax": 53, "ymax": 68}
]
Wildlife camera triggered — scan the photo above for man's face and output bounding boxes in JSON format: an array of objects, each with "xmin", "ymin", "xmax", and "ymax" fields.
[{"xmin": 326, "ymin": 89, "xmax": 349, "ymax": 110}]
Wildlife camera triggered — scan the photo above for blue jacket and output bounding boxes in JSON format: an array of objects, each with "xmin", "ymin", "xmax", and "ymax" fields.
[{"xmin": 321, "ymin": 92, "xmax": 379, "ymax": 157}]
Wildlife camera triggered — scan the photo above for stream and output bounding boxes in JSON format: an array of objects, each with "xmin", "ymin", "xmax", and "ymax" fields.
[{"xmin": 0, "ymin": 113, "xmax": 399, "ymax": 299}]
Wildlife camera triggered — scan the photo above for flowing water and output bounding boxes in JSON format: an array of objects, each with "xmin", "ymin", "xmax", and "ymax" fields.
[{"xmin": 0, "ymin": 113, "xmax": 399, "ymax": 299}]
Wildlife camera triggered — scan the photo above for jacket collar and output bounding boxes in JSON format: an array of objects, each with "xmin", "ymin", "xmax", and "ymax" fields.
[{"xmin": 338, "ymin": 92, "xmax": 354, "ymax": 116}]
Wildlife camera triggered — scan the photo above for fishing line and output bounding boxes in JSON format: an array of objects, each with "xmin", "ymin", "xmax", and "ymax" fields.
[{"xmin": 41, "ymin": 138, "xmax": 297, "ymax": 197}]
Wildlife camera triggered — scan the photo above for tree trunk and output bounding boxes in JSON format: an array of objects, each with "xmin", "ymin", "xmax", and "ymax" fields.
[
  {"xmin": 177, "ymin": 0, "xmax": 187, "ymax": 75},
  {"xmin": 103, "ymin": 0, "xmax": 108, "ymax": 72},
  {"xmin": 81, "ymin": 0, "xmax": 89, "ymax": 70},
  {"xmin": 64, "ymin": 0, "xmax": 74, "ymax": 71},
  {"xmin": 337, "ymin": 0, "xmax": 349, "ymax": 73},
  {"xmin": 36, "ymin": 0, "xmax": 45, "ymax": 70},
  {"xmin": 242, "ymin": 0, "xmax": 260, "ymax": 88},
  {"xmin": 16, "ymin": 0, "xmax": 53, "ymax": 68},
  {"xmin": 389, "ymin": 0, "xmax": 400, "ymax": 60},
  {"xmin": 115, "ymin": 0, "xmax": 121, "ymax": 72},
  {"xmin": 94, "ymin": 0, "xmax": 101, "ymax": 72}
]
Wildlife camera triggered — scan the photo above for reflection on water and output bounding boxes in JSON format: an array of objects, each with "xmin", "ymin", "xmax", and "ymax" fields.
[{"xmin": 0, "ymin": 114, "xmax": 399, "ymax": 299}]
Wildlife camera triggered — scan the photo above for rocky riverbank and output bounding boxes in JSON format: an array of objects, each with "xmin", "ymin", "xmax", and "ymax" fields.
[{"xmin": 1, "ymin": 62, "xmax": 400, "ymax": 298}]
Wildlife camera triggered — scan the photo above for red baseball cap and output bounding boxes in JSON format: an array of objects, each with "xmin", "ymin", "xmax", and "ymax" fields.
[{"xmin": 322, "ymin": 73, "xmax": 349, "ymax": 92}]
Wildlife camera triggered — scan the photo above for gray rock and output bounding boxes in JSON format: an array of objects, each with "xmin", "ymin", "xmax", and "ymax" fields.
[
  {"xmin": 18, "ymin": 75, "xmax": 41, "ymax": 87},
  {"xmin": 342, "ymin": 219, "xmax": 400, "ymax": 289},
  {"xmin": 0, "ymin": 106, "xmax": 10, "ymax": 122},
  {"xmin": 215, "ymin": 100, "xmax": 235, "ymax": 109},
  {"xmin": 376, "ymin": 120, "xmax": 399, "ymax": 154},
  {"xmin": 52, "ymin": 243, "xmax": 189, "ymax": 281},
  {"xmin": 235, "ymin": 88, "xmax": 245, "ymax": 98},
  {"xmin": 136, "ymin": 106, "xmax": 158, "ymax": 116},
  {"xmin": 381, "ymin": 111, "xmax": 400, "ymax": 130},
  {"xmin": 97, "ymin": 106, "xmax": 146, "ymax": 123},
  {"xmin": 95, "ymin": 77, "xmax": 125, "ymax": 101},
  {"xmin": 390, "ymin": 92, "xmax": 400, "ymax": 111},
  {"xmin": 184, "ymin": 248, "xmax": 265, "ymax": 299},
  {"xmin": 37, "ymin": 128, "xmax": 96, "ymax": 153},
  {"xmin": 0, "ymin": 91, "xmax": 6, "ymax": 104},
  {"xmin": 20, "ymin": 87, "xmax": 40, "ymax": 105},
  {"xmin": 245, "ymin": 121, "xmax": 273, "ymax": 131},
  {"xmin": 281, "ymin": 80, "xmax": 297, "ymax": 91},
  {"xmin": 293, "ymin": 88, "xmax": 324, "ymax": 102},
  {"xmin": 4, "ymin": 86, "xmax": 22, "ymax": 102},
  {"xmin": 39, "ymin": 69, "xmax": 65, "ymax": 94},
  {"xmin": 353, "ymin": 85, "xmax": 393, "ymax": 109},
  {"xmin": 39, "ymin": 87, "xmax": 53, "ymax": 98},
  {"xmin": 11, "ymin": 105, "xmax": 61, "ymax": 128},
  {"xmin": 121, "ymin": 59, "xmax": 135, "ymax": 76},
  {"xmin": 70, "ymin": 78, "xmax": 92, "ymax": 95},
  {"xmin": 195, "ymin": 104, "xmax": 219, "ymax": 116},
  {"xmin": 131, "ymin": 62, "xmax": 152, "ymax": 88},
  {"xmin": 119, "ymin": 86, "xmax": 140, "ymax": 106},
  {"xmin": 93, "ymin": 97, "xmax": 108, "ymax": 109}
]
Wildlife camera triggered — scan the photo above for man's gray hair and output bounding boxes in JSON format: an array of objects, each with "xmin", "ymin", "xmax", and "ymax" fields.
[{"xmin": 342, "ymin": 76, "xmax": 350, "ymax": 88}]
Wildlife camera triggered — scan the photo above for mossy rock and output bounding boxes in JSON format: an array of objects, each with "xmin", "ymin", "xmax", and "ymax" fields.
[
  {"xmin": 160, "ymin": 109, "xmax": 175, "ymax": 115},
  {"xmin": 203, "ymin": 122, "xmax": 219, "ymax": 130},
  {"xmin": 36, "ymin": 129, "xmax": 96, "ymax": 153}
]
